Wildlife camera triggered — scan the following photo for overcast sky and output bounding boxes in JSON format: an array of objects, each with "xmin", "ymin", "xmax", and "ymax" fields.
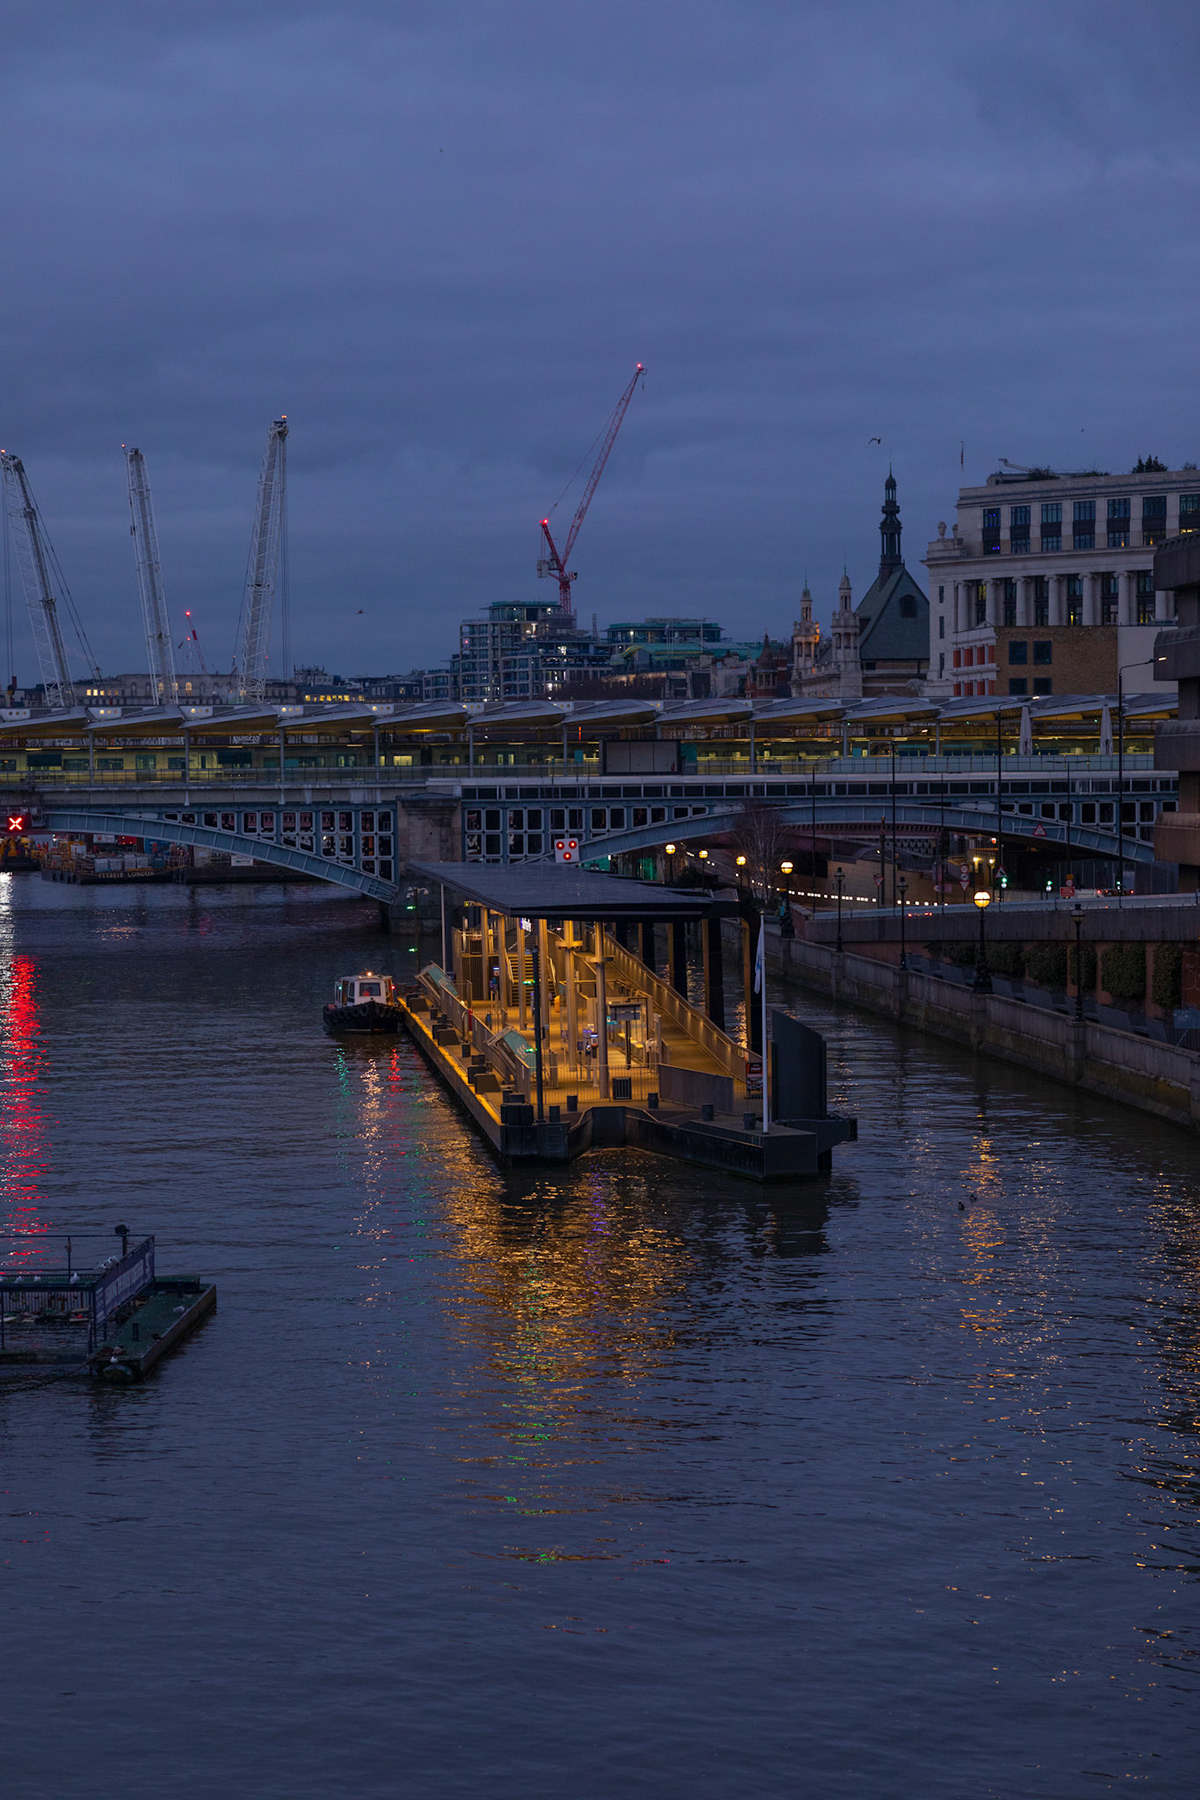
[{"xmin": 2, "ymin": 0, "xmax": 1198, "ymax": 683}]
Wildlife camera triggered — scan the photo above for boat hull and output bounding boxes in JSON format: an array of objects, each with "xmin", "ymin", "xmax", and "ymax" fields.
[{"xmin": 323, "ymin": 1000, "xmax": 402, "ymax": 1036}]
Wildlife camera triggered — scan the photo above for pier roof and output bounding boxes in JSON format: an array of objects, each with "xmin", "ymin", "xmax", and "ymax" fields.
[{"xmin": 407, "ymin": 861, "xmax": 732, "ymax": 921}]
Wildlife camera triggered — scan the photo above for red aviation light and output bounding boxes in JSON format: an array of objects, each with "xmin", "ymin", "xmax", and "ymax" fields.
[{"xmin": 554, "ymin": 838, "xmax": 578, "ymax": 864}]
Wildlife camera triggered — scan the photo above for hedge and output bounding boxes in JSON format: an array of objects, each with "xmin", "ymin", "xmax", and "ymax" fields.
[
  {"xmin": 989, "ymin": 941, "xmax": 1025, "ymax": 978},
  {"xmin": 1152, "ymin": 943, "xmax": 1184, "ymax": 1011},
  {"xmin": 1100, "ymin": 942, "xmax": 1147, "ymax": 1007},
  {"xmin": 1025, "ymin": 942, "xmax": 1068, "ymax": 988}
]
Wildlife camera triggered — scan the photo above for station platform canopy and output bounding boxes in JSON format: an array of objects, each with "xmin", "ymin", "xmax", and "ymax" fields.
[{"xmin": 406, "ymin": 861, "xmax": 735, "ymax": 922}]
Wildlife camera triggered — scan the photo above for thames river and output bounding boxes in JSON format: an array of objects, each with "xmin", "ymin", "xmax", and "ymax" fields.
[{"xmin": 1, "ymin": 878, "xmax": 1197, "ymax": 1798}]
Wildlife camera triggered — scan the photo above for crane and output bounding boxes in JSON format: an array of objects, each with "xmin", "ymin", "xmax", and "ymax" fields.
[
  {"xmin": 125, "ymin": 447, "xmax": 178, "ymax": 705},
  {"xmin": 538, "ymin": 364, "xmax": 643, "ymax": 612},
  {"xmin": 233, "ymin": 416, "xmax": 288, "ymax": 702},
  {"xmin": 0, "ymin": 449, "xmax": 97, "ymax": 709}
]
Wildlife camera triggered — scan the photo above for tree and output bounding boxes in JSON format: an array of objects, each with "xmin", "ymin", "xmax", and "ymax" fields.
[{"xmin": 731, "ymin": 800, "xmax": 787, "ymax": 903}]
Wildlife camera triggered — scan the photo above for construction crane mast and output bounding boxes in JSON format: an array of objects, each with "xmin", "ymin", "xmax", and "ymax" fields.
[
  {"xmin": 0, "ymin": 450, "xmax": 95, "ymax": 709},
  {"xmin": 538, "ymin": 364, "xmax": 644, "ymax": 612},
  {"xmin": 233, "ymin": 416, "xmax": 288, "ymax": 702},
  {"xmin": 125, "ymin": 447, "xmax": 178, "ymax": 705}
]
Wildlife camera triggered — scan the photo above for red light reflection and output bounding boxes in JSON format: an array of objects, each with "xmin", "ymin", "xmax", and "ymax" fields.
[{"xmin": 1, "ymin": 954, "xmax": 50, "ymax": 1261}]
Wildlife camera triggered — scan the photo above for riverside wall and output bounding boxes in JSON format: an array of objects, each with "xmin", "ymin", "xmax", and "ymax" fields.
[{"xmin": 769, "ymin": 930, "xmax": 1200, "ymax": 1133}]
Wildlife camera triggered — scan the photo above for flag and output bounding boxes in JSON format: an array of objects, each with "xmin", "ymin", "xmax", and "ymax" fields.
[{"xmin": 754, "ymin": 922, "xmax": 764, "ymax": 994}]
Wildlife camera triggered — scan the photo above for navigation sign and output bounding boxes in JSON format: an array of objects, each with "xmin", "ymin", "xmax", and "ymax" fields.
[
  {"xmin": 1033, "ymin": 822, "xmax": 1047, "ymax": 838},
  {"xmin": 554, "ymin": 837, "xmax": 579, "ymax": 864}
]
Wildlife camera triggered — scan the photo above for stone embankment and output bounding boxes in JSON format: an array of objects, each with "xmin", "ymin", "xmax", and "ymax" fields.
[{"xmin": 769, "ymin": 926, "xmax": 1200, "ymax": 1133}]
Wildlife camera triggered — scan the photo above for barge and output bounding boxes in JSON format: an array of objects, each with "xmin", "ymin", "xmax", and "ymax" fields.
[{"xmin": 0, "ymin": 1231, "xmax": 216, "ymax": 1379}]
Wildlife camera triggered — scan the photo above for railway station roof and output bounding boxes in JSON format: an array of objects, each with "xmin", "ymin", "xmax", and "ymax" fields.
[{"xmin": 406, "ymin": 861, "xmax": 733, "ymax": 921}]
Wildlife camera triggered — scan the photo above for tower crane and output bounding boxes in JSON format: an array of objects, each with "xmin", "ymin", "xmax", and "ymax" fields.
[
  {"xmin": 538, "ymin": 364, "xmax": 644, "ymax": 612},
  {"xmin": 0, "ymin": 450, "xmax": 98, "ymax": 709},
  {"xmin": 232, "ymin": 416, "xmax": 288, "ymax": 703},
  {"xmin": 124, "ymin": 447, "xmax": 178, "ymax": 705}
]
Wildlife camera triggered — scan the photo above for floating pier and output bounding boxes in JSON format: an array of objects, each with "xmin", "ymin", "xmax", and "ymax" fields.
[
  {"xmin": 399, "ymin": 862, "xmax": 855, "ymax": 1181},
  {"xmin": 0, "ymin": 1230, "xmax": 215, "ymax": 1380}
]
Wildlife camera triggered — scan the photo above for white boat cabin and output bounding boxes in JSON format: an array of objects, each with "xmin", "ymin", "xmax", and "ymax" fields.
[{"xmin": 334, "ymin": 972, "xmax": 397, "ymax": 1007}]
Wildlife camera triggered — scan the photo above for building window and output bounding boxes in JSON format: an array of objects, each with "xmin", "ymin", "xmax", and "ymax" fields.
[
  {"xmin": 1033, "ymin": 677, "xmax": 1053, "ymax": 694},
  {"xmin": 1033, "ymin": 641, "xmax": 1052, "ymax": 665},
  {"xmin": 1101, "ymin": 572, "xmax": 1119, "ymax": 625},
  {"xmin": 1142, "ymin": 494, "xmax": 1167, "ymax": 546},
  {"xmin": 1002, "ymin": 578, "xmax": 1017, "ymax": 626},
  {"xmin": 1010, "ymin": 504, "xmax": 1031, "ymax": 528},
  {"xmin": 1066, "ymin": 574, "xmax": 1083, "ymax": 625},
  {"xmin": 1010, "ymin": 534, "xmax": 1031, "ymax": 555},
  {"xmin": 953, "ymin": 648, "xmax": 961, "ymax": 669},
  {"xmin": 1008, "ymin": 677, "xmax": 1028, "ymax": 695},
  {"xmin": 1009, "ymin": 641, "xmax": 1028, "ymax": 664},
  {"xmin": 1107, "ymin": 496, "xmax": 1130, "ymax": 548},
  {"xmin": 938, "ymin": 652, "xmax": 945, "ymax": 677},
  {"xmin": 1071, "ymin": 500, "xmax": 1095, "ymax": 551},
  {"xmin": 1040, "ymin": 531, "xmax": 1062, "ymax": 552},
  {"xmin": 974, "ymin": 582, "xmax": 987, "ymax": 626},
  {"xmin": 1033, "ymin": 576, "xmax": 1049, "ymax": 627},
  {"xmin": 938, "ymin": 585, "xmax": 944, "ymax": 603},
  {"xmin": 1040, "ymin": 502, "xmax": 1062, "ymax": 553},
  {"xmin": 938, "ymin": 615, "xmax": 945, "ymax": 639},
  {"xmin": 899, "ymin": 595, "xmax": 917, "ymax": 617},
  {"xmin": 1180, "ymin": 494, "xmax": 1200, "ymax": 534},
  {"xmin": 1136, "ymin": 569, "xmax": 1156, "ymax": 625},
  {"xmin": 982, "ymin": 507, "xmax": 1001, "ymax": 554}
]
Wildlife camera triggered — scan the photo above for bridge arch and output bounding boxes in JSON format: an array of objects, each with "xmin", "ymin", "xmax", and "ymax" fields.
[
  {"xmin": 582, "ymin": 801, "xmax": 1153, "ymax": 868},
  {"xmin": 41, "ymin": 808, "xmax": 398, "ymax": 899}
]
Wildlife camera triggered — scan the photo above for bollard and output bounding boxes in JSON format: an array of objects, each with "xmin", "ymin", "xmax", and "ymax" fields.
[
  {"xmin": 701, "ymin": 1103, "xmax": 715, "ymax": 1121},
  {"xmin": 647, "ymin": 1091, "xmax": 659, "ymax": 1110},
  {"xmin": 548, "ymin": 1104, "xmax": 561, "ymax": 1123},
  {"xmin": 566, "ymin": 1094, "xmax": 578, "ymax": 1113},
  {"xmin": 743, "ymin": 1113, "xmax": 757, "ymax": 1132}
]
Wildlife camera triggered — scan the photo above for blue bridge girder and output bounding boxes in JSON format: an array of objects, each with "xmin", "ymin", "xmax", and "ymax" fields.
[
  {"xmin": 580, "ymin": 800, "xmax": 1156, "ymax": 867},
  {"xmin": 41, "ymin": 809, "xmax": 398, "ymax": 900}
]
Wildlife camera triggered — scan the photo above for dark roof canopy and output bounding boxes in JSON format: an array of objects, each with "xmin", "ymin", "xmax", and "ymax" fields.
[{"xmin": 406, "ymin": 861, "xmax": 733, "ymax": 921}]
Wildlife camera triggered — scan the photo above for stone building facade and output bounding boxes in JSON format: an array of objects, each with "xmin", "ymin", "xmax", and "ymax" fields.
[{"xmin": 925, "ymin": 465, "xmax": 1190, "ymax": 698}]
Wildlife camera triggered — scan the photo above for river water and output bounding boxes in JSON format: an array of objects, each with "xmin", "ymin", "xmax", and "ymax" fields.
[{"xmin": 1, "ymin": 877, "xmax": 1197, "ymax": 1798}]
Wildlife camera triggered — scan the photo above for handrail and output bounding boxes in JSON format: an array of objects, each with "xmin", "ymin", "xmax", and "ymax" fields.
[{"xmin": 601, "ymin": 932, "xmax": 745, "ymax": 1081}]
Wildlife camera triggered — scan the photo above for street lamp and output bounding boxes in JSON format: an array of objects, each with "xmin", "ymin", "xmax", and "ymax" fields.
[
  {"xmin": 1116, "ymin": 656, "xmax": 1157, "ymax": 899},
  {"xmin": 897, "ymin": 875, "xmax": 908, "ymax": 969},
  {"xmin": 1071, "ymin": 901, "xmax": 1086, "ymax": 1022},
  {"xmin": 972, "ymin": 888, "xmax": 992, "ymax": 993},
  {"xmin": 835, "ymin": 865, "xmax": 844, "ymax": 953}
]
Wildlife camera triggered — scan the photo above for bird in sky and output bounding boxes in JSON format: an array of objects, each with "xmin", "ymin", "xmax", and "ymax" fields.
[{"xmin": 868, "ymin": 436, "xmax": 882, "ymax": 444}]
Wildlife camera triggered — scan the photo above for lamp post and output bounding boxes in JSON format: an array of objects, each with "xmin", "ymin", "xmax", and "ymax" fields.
[
  {"xmin": 897, "ymin": 875, "xmax": 908, "ymax": 969},
  {"xmin": 972, "ymin": 888, "xmax": 992, "ymax": 993},
  {"xmin": 835, "ymin": 865, "xmax": 844, "ymax": 953},
  {"xmin": 1071, "ymin": 901, "xmax": 1086, "ymax": 1022},
  {"xmin": 1116, "ymin": 657, "xmax": 1156, "ymax": 899}
]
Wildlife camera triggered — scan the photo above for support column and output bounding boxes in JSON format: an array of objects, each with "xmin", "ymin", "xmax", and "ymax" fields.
[
  {"xmin": 1119, "ymin": 569, "xmax": 1135, "ymax": 625},
  {"xmin": 670, "ymin": 920, "xmax": 688, "ymax": 997},
  {"xmin": 745, "ymin": 916, "xmax": 762, "ymax": 1057},
  {"xmin": 988, "ymin": 578, "xmax": 1003, "ymax": 626},
  {"xmin": 565, "ymin": 922, "xmax": 578, "ymax": 1070},
  {"xmin": 1084, "ymin": 573, "xmax": 1099, "ymax": 627},
  {"xmin": 516, "ymin": 919, "xmax": 527, "ymax": 1030},
  {"xmin": 595, "ymin": 932, "xmax": 610, "ymax": 1099},
  {"xmin": 1017, "ymin": 577, "xmax": 1031, "ymax": 627},
  {"xmin": 1049, "ymin": 574, "xmax": 1064, "ymax": 627},
  {"xmin": 703, "ymin": 916, "xmax": 725, "ymax": 1031}
]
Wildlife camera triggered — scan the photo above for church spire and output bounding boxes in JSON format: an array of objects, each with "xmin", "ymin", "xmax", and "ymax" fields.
[{"xmin": 879, "ymin": 471, "xmax": 903, "ymax": 576}]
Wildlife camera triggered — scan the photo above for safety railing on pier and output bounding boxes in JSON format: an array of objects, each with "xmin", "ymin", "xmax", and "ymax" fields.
[{"xmin": 601, "ymin": 932, "xmax": 747, "ymax": 1085}]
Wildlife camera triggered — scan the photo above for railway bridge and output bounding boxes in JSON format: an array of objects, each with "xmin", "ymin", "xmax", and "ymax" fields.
[{"xmin": 9, "ymin": 754, "xmax": 1171, "ymax": 901}]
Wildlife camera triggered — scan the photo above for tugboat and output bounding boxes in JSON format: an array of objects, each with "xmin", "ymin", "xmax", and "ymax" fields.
[{"xmin": 323, "ymin": 971, "xmax": 402, "ymax": 1036}]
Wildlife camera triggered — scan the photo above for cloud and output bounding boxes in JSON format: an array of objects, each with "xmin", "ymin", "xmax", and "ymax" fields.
[{"xmin": 0, "ymin": 0, "xmax": 1197, "ymax": 679}]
